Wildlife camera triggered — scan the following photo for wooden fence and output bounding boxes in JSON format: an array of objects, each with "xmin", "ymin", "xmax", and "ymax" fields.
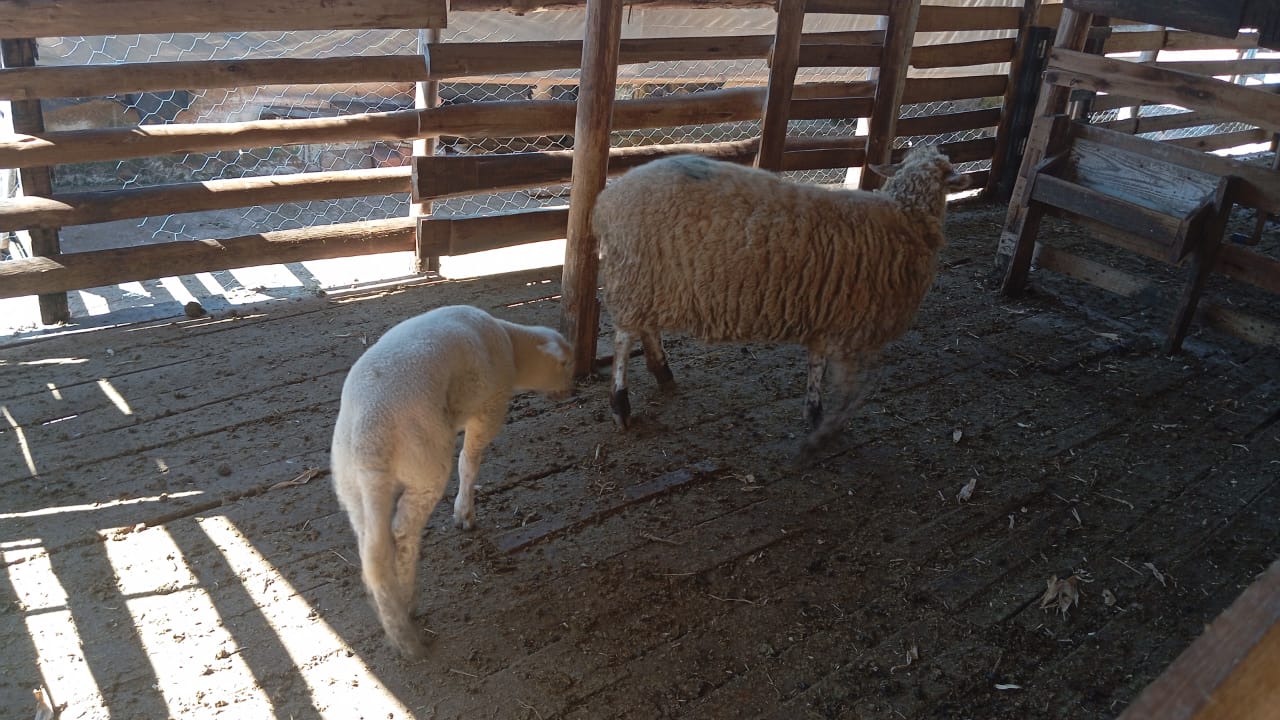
[{"xmin": 0, "ymin": 0, "xmax": 1067, "ymax": 323}]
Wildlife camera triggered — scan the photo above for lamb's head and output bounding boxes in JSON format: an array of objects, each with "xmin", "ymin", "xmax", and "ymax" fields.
[
  {"xmin": 517, "ymin": 325, "xmax": 575, "ymax": 400},
  {"xmin": 870, "ymin": 145, "xmax": 970, "ymax": 222}
]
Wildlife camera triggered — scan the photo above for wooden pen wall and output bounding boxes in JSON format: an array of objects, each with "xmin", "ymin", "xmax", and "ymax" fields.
[{"xmin": 2, "ymin": 0, "xmax": 1059, "ymax": 314}]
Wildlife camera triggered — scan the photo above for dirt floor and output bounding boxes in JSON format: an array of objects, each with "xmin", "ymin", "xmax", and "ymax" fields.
[{"xmin": 1, "ymin": 200, "xmax": 1278, "ymax": 719}]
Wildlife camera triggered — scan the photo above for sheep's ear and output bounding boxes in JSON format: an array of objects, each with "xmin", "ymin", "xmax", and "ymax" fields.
[
  {"xmin": 868, "ymin": 162, "xmax": 899, "ymax": 179},
  {"xmin": 946, "ymin": 170, "xmax": 972, "ymax": 191}
]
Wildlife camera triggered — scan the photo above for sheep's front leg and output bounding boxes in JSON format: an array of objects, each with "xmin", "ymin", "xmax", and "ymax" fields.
[
  {"xmin": 453, "ymin": 405, "xmax": 504, "ymax": 530},
  {"xmin": 804, "ymin": 351, "xmax": 827, "ymax": 429},
  {"xmin": 610, "ymin": 330, "xmax": 633, "ymax": 429},
  {"xmin": 639, "ymin": 329, "xmax": 674, "ymax": 389},
  {"xmin": 797, "ymin": 350, "xmax": 882, "ymax": 461}
]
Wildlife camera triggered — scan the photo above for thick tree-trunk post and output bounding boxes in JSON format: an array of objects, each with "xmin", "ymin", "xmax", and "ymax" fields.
[
  {"xmin": 561, "ymin": 0, "xmax": 622, "ymax": 377},
  {"xmin": 2, "ymin": 38, "xmax": 68, "ymax": 324},
  {"xmin": 755, "ymin": 0, "xmax": 806, "ymax": 171},
  {"xmin": 860, "ymin": 0, "xmax": 920, "ymax": 191},
  {"xmin": 414, "ymin": 27, "xmax": 442, "ymax": 274},
  {"xmin": 986, "ymin": 0, "xmax": 1043, "ymax": 199},
  {"xmin": 997, "ymin": 7, "xmax": 1093, "ymax": 291}
]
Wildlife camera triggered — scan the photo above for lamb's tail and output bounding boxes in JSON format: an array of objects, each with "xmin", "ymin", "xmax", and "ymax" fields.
[{"xmin": 356, "ymin": 472, "xmax": 428, "ymax": 659}]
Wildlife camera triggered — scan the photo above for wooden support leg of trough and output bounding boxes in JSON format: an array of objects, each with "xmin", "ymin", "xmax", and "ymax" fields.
[
  {"xmin": 1165, "ymin": 177, "xmax": 1239, "ymax": 354},
  {"xmin": 561, "ymin": 0, "xmax": 623, "ymax": 377},
  {"xmin": 413, "ymin": 28, "xmax": 443, "ymax": 275},
  {"xmin": 860, "ymin": 0, "xmax": 921, "ymax": 191},
  {"xmin": 755, "ymin": 0, "xmax": 806, "ymax": 172},
  {"xmin": 2, "ymin": 37, "xmax": 69, "ymax": 324}
]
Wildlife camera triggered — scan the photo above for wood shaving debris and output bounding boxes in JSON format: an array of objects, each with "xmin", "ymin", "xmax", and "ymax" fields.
[
  {"xmin": 1103, "ymin": 588, "xmax": 1117, "ymax": 607},
  {"xmin": 32, "ymin": 686, "xmax": 55, "ymax": 720},
  {"xmin": 1039, "ymin": 574, "xmax": 1081, "ymax": 616},
  {"xmin": 1144, "ymin": 562, "xmax": 1167, "ymax": 587},
  {"xmin": 890, "ymin": 643, "xmax": 920, "ymax": 673},
  {"xmin": 957, "ymin": 477, "xmax": 977, "ymax": 504},
  {"xmin": 952, "ymin": 429, "xmax": 963, "ymax": 444},
  {"xmin": 269, "ymin": 468, "xmax": 321, "ymax": 491},
  {"xmin": 995, "ymin": 683, "xmax": 1022, "ymax": 691}
]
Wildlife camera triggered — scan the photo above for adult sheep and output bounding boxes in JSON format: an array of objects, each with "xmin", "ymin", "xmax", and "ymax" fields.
[
  {"xmin": 331, "ymin": 305, "xmax": 573, "ymax": 658},
  {"xmin": 594, "ymin": 144, "xmax": 969, "ymax": 459}
]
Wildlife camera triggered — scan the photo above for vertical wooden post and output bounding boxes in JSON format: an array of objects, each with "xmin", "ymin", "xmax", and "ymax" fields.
[
  {"xmin": 414, "ymin": 28, "xmax": 443, "ymax": 275},
  {"xmin": 755, "ymin": 0, "xmax": 807, "ymax": 171},
  {"xmin": 986, "ymin": 0, "xmax": 1044, "ymax": 199},
  {"xmin": 560, "ymin": 0, "xmax": 622, "ymax": 377},
  {"xmin": 998, "ymin": 7, "xmax": 1094, "ymax": 294},
  {"xmin": 2, "ymin": 38, "xmax": 69, "ymax": 324},
  {"xmin": 860, "ymin": 0, "xmax": 921, "ymax": 191}
]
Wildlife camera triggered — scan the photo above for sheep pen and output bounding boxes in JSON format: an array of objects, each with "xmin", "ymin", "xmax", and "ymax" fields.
[{"xmin": 594, "ymin": 145, "xmax": 970, "ymax": 458}]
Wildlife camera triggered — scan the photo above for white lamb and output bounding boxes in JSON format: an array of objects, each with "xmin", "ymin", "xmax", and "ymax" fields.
[
  {"xmin": 330, "ymin": 304, "xmax": 573, "ymax": 658},
  {"xmin": 593, "ymin": 144, "xmax": 969, "ymax": 460}
]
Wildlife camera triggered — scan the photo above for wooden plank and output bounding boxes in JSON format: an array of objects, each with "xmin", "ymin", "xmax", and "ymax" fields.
[
  {"xmin": 1164, "ymin": 127, "xmax": 1270, "ymax": 152},
  {"xmin": 1030, "ymin": 174, "xmax": 1187, "ymax": 252},
  {"xmin": 756, "ymin": 0, "xmax": 807, "ymax": 172},
  {"xmin": 895, "ymin": 107, "xmax": 1002, "ymax": 138},
  {"xmin": 2, "ymin": 38, "xmax": 67, "ymax": 325},
  {"xmin": 426, "ymin": 35, "xmax": 774, "ymax": 80},
  {"xmin": 0, "ymin": 218, "xmax": 415, "ymax": 299},
  {"xmin": 1101, "ymin": 29, "xmax": 1168, "ymax": 54},
  {"xmin": 915, "ymin": 4, "xmax": 1023, "ymax": 33},
  {"xmin": 1033, "ymin": 244, "xmax": 1152, "ymax": 296},
  {"xmin": 416, "ymin": 207, "xmax": 569, "ymax": 257},
  {"xmin": 0, "ymin": 56, "xmax": 429, "ymax": 102},
  {"xmin": 910, "ymin": 38, "xmax": 1018, "ymax": 69},
  {"xmin": 1073, "ymin": 122, "xmax": 1280, "ymax": 214},
  {"xmin": 411, "ymin": 139, "xmax": 760, "ymax": 201},
  {"xmin": 0, "ymin": 0, "xmax": 446, "ymax": 37},
  {"xmin": 449, "ymin": 0, "xmax": 774, "ymax": 10},
  {"xmin": 0, "ymin": 167, "xmax": 410, "ymax": 233},
  {"xmin": 561, "ymin": 0, "xmax": 622, "ymax": 377},
  {"xmin": 989, "ymin": 7, "xmax": 1049, "ymax": 199},
  {"xmin": 1217, "ymin": 243, "xmax": 1280, "ymax": 296},
  {"xmin": 1117, "ymin": 559, "xmax": 1280, "ymax": 720},
  {"xmin": 1045, "ymin": 49, "xmax": 1280, "ymax": 133},
  {"xmin": 901, "ymin": 75, "xmax": 1008, "ymax": 104},
  {"xmin": 861, "ymin": 0, "xmax": 920, "ymax": 190},
  {"xmin": 0, "ymin": 88, "xmax": 762, "ymax": 170},
  {"xmin": 1164, "ymin": 29, "xmax": 1264, "ymax": 51},
  {"xmin": 1066, "ymin": 0, "xmax": 1245, "ymax": 38},
  {"xmin": 1153, "ymin": 57, "xmax": 1280, "ymax": 78},
  {"xmin": 796, "ymin": 43, "xmax": 883, "ymax": 68},
  {"xmin": 794, "ymin": 0, "xmax": 890, "ymax": 14}
]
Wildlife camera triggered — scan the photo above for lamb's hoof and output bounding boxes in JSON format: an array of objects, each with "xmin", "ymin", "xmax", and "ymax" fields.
[
  {"xmin": 804, "ymin": 402, "xmax": 823, "ymax": 430},
  {"xmin": 610, "ymin": 388, "xmax": 631, "ymax": 430},
  {"xmin": 653, "ymin": 363, "xmax": 675, "ymax": 388},
  {"xmin": 388, "ymin": 622, "xmax": 430, "ymax": 661},
  {"xmin": 453, "ymin": 511, "xmax": 476, "ymax": 531}
]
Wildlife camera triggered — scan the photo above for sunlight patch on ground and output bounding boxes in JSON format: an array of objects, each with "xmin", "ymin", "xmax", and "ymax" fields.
[{"xmin": 0, "ymin": 490, "xmax": 203, "ymax": 521}]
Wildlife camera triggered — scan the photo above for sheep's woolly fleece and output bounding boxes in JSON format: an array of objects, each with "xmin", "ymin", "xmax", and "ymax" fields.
[{"xmin": 593, "ymin": 145, "xmax": 957, "ymax": 352}]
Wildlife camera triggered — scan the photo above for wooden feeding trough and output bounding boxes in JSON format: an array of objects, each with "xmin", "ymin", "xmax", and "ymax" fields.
[{"xmin": 1000, "ymin": 1, "xmax": 1280, "ymax": 352}]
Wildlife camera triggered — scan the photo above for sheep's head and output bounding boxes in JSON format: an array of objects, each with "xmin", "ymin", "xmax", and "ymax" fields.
[
  {"xmin": 521, "ymin": 326, "xmax": 575, "ymax": 400},
  {"xmin": 870, "ymin": 145, "xmax": 970, "ymax": 221}
]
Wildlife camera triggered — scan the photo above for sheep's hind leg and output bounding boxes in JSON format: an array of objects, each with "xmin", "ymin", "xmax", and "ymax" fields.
[
  {"xmin": 796, "ymin": 350, "xmax": 882, "ymax": 462},
  {"xmin": 610, "ymin": 330, "xmax": 634, "ymax": 429},
  {"xmin": 639, "ymin": 329, "xmax": 674, "ymax": 389},
  {"xmin": 804, "ymin": 351, "xmax": 827, "ymax": 429}
]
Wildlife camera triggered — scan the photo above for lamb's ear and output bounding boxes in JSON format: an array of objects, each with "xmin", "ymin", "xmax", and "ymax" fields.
[
  {"xmin": 868, "ymin": 162, "xmax": 900, "ymax": 179},
  {"xmin": 541, "ymin": 339, "xmax": 569, "ymax": 363},
  {"xmin": 946, "ymin": 170, "xmax": 972, "ymax": 191}
]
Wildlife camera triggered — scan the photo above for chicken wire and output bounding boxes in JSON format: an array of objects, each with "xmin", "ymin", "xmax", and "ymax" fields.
[{"xmin": 27, "ymin": 10, "xmax": 1003, "ymax": 245}]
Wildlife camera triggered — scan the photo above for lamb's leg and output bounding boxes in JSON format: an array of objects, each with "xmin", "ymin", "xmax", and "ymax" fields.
[
  {"xmin": 804, "ymin": 351, "xmax": 827, "ymax": 429},
  {"xmin": 610, "ymin": 330, "xmax": 633, "ymax": 429},
  {"xmin": 638, "ymin": 329, "xmax": 674, "ymax": 389},
  {"xmin": 797, "ymin": 350, "xmax": 882, "ymax": 462},
  {"xmin": 454, "ymin": 406, "xmax": 503, "ymax": 530}
]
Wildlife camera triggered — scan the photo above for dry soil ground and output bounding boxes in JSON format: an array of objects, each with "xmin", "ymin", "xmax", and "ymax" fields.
[{"xmin": 1, "ymin": 201, "xmax": 1277, "ymax": 719}]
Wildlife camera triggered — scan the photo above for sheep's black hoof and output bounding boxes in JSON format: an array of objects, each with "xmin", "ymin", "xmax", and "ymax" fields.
[
  {"xmin": 610, "ymin": 388, "xmax": 631, "ymax": 430},
  {"xmin": 652, "ymin": 363, "xmax": 675, "ymax": 388},
  {"xmin": 804, "ymin": 400, "xmax": 823, "ymax": 430}
]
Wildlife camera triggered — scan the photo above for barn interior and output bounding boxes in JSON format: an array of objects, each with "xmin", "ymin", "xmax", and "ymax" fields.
[{"xmin": 2, "ymin": 1, "xmax": 1279, "ymax": 718}]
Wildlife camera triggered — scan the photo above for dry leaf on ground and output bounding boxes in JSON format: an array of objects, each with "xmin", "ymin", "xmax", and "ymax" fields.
[{"xmin": 1039, "ymin": 575, "xmax": 1081, "ymax": 616}]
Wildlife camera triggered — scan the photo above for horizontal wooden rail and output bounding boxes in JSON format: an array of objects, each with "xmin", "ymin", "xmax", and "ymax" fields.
[
  {"xmin": 896, "ymin": 107, "xmax": 1002, "ymax": 137},
  {"xmin": 789, "ymin": 96, "xmax": 874, "ymax": 120},
  {"xmin": 429, "ymin": 36, "xmax": 769, "ymax": 79},
  {"xmin": 0, "ymin": 218, "xmax": 415, "ymax": 300},
  {"xmin": 0, "ymin": 167, "xmax": 411, "ymax": 233},
  {"xmin": 448, "ymin": 0, "xmax": 890, "ymax": 11},
  {"xmin": 1099, "ymin": 109, "xmax": 1256, "ymax": 136},
  {"xmin": 1166, "ymin": 127, "xmax": 1270, "ymax": 152},
  {"xmin": 911, "ymin": 38, "xmax": 1017, "ymax": 69},
  {"xmin": 0, "ymin": 55, "xmax": 430, "ymax": 102},
  {"xmin": 418, "ymin": 206, "xmax": 569, "ymax": 257},
  {"xmin": 0, "ymin": 0, "xmax": 446, "ymax": 38},
  {"xmin": 1045, "ymin": 49, "xmax": 1280, "ymax": 134},
  {"xmin": 902, "ymin": 75, "xmax": 1008, "ymax": 104},
  {"xmin": 1153, "ymin": 58, "xmax": 1280, "ymax": 78},
  {"xmin": 915, "ymin": 5, "xmax": 1023, "ymax": 33},
  {"xmin": 413, "ymin": 139, "xmax": 760, "ymax": 201},
  {"xmin": 0, "ymin": 88, "xmax": 763, "ymax": 170}
]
